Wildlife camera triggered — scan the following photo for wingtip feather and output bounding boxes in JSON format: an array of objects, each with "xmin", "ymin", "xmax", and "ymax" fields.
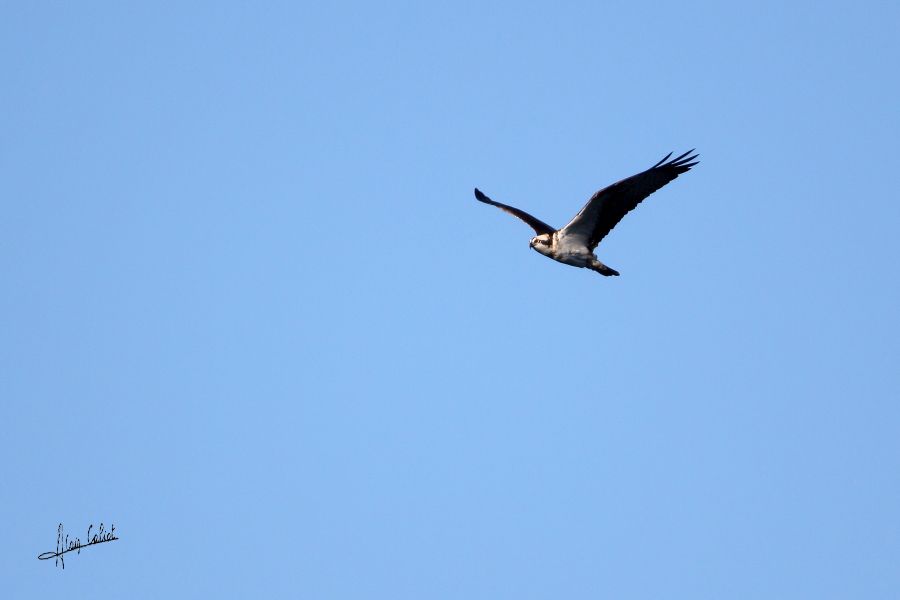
[
  {"xmin": 652, "ymin": 152, "xmax": 674, "ymax": 168},
  {"xmin": 671, "ymin": 149, "xmax": 695, "ymax": 163},
  {"xmin": 654, "ymin": 149, "xmax": 700, "ymax": 170}
]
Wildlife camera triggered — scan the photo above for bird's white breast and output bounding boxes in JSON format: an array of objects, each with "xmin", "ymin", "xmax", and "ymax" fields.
[{"xmin": 551, "ymin": 232, "xmax": 594, "ymax": 267}]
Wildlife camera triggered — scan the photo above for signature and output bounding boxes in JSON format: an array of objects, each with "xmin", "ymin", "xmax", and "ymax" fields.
[{"xmin": 37, "ymin": 523, "xmax": 118, "ymax": 569}]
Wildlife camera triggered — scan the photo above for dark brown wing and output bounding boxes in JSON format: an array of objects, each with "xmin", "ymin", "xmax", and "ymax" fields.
[
  {"xmin": 558, "ymin": 150, "xmax": 699, "ymax": 250},
  {"xmin": 474, "ymin": 188, "xmax": 556, "ymax": 236}
]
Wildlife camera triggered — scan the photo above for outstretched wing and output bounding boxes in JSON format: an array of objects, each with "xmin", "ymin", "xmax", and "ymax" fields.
[
  {"xmin": 558, "ymin": 150, "xmax": 699, "ymax": 250},
  {"xmin": 474, "ymin": 188, "xmax": 556, "ymax": 236}
]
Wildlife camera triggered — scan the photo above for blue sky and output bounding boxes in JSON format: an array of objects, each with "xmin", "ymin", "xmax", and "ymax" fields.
[{"xmin": 3, "ymin": 1, "xmax": 899, "ymax": 598}]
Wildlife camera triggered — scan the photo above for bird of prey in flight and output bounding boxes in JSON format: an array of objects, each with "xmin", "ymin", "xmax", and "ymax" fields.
[{"xmin": 474, "ymin": 150, "xmax": 699, "ymax": 276}]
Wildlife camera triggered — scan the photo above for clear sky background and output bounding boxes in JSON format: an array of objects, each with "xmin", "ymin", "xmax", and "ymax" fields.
[{"xmin": 3, "ymin": 1, "xmax": 899, "ymax": 598}]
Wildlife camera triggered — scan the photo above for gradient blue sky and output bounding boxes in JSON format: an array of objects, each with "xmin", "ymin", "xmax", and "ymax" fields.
[{"xmin": 4, "ymin": 1, "xmax": 899, "ymax": 598}]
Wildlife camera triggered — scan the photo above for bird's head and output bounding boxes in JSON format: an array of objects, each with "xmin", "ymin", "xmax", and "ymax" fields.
[{"xmin": 529, "ymin": 233, "xmax": 552, "ymax": 256}]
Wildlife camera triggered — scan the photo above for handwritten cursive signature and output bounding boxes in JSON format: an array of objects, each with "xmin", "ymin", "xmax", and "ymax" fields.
[{"xmin": 37, "ymin": 523, "xmax": 118, "ymax": 569}]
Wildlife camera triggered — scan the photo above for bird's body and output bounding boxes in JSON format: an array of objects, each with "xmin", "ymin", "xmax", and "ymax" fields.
[
  {"xmin": 474, "ymin": 150, "xmax": 699, "ymax": 277},
  {"xmin": 531, "ymin": 231, "xmax": 598, "ymax": 266}
]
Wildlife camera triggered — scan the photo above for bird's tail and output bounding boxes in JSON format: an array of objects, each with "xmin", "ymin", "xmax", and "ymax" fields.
[{"xmin": 590, "ymin": 260, "xmax": 620, "ymax": 277}]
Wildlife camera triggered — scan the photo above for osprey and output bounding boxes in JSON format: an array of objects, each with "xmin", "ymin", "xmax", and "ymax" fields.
[{"xmin": 475, "ymin": 150, "xmax": 699, "ymax": 276}]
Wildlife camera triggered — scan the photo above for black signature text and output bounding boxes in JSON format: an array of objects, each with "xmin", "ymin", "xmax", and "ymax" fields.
[{"xmin": 37, "ymin": 523, "xmax": 118, "ymax": 569}]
